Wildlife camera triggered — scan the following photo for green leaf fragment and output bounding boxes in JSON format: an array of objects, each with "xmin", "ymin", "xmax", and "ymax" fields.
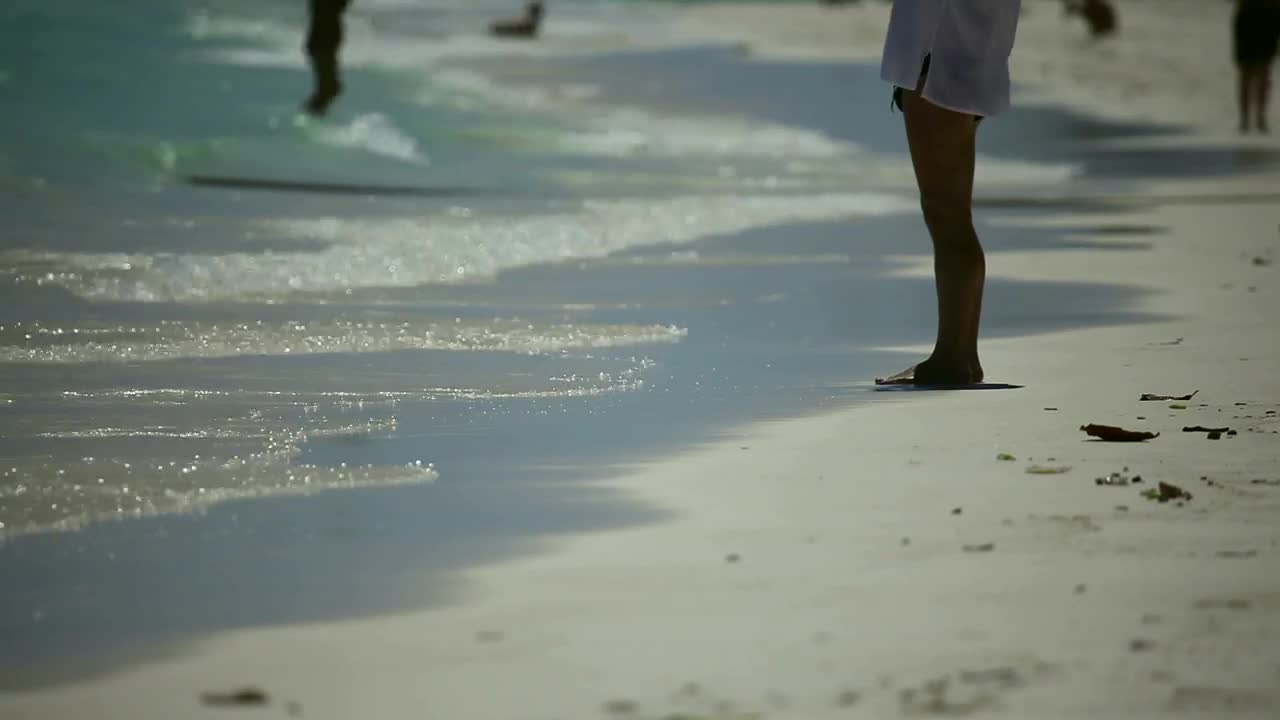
[{"xmin": 1026, "ymin": 465, "xmax": 1072, "ymax": 475}]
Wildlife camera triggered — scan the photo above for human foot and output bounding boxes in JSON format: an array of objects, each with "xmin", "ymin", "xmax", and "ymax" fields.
[
  {"xmin": 874, "ymin": 356, "xmax": 984, "ymax": 386},
  {"xmin": 303, "ymin": 82, "xmax": 342, "ymax": 116},
  {"xmin": 304, "ymin": 91, "xmax": 338, "ymax": 116}
]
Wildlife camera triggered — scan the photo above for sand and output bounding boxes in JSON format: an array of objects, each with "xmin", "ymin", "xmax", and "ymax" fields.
[
  {"xmin": 7, "ymin": 186, "xmax": 1278, "ymax": 720},
  {"xmin": 4, "ymin": 2, "xmax": 1280, "ymax": 719}
]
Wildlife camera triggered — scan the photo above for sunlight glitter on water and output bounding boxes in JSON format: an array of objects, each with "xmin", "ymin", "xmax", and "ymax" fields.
[
  {"xmin": 0, "ymin": 194, "xmax": 910, "ymax": 304},
  {"xmin": 0, "ymin": 319, "xmax": 687, "ymax": 363}
]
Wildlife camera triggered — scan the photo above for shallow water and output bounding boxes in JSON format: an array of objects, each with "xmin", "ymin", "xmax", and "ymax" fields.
[
  {"xmin": 0, "ymin": 2, "xmax": 1081, "ymax": 539},
  {"xmin": 0, "ymin": 0, "xmax": 866, "ymax": 536}
]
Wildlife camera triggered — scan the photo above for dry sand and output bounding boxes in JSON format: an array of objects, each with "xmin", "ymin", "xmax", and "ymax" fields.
[{"xmin": 4, "ymin": 2, "xmax": 1280, "ymax": 719}]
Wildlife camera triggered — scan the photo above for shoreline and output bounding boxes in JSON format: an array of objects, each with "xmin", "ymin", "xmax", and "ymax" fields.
[
  {"xmin": 3, "ymin": 1, "xmax": 1280, "ymax": 716},
  {"xmin": 5, "ymin": 188, "xmax": 1277, "ymax": 716}
]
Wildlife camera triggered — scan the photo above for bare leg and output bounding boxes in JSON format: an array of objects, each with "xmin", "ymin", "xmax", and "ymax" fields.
[
  {"xmin": 1239, "ymin": 67, "xmax": 1253, "ymax": 134},
  {"xmin": 1259, "ymin": 64, "xmax": 1272, "ymax": 133},
  {"xmin": 878, "ymin": 88, "xmax": 985, "ymax": 385},
  {"xmin": 306, "ymin": 51, "xmax": 342, "ymax": 115},
  {"xmin": 304, "ymin": 0, "xmax": 347, "ymax": 115}
]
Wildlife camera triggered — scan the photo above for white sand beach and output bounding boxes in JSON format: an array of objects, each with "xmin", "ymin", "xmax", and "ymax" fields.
[
  {"xmin": 8, "ymin": 187, "xmax": 1278, "ymax": 720},
  {"xmin": 3, "ymin": 2, "xmax": 1280, "ymax": 719}
]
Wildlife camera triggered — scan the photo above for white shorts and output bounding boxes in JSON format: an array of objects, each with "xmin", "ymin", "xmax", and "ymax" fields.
[{"xmin": 880, "ymin": 0, "xmax": 1022, "ymax": 118}]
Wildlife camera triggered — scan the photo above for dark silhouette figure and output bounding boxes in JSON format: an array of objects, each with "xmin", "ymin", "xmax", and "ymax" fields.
[
  {"xmin": 1235, "ymin": 0, "xmax": 1280, "ymax": 133},
  {"xmin": 490, "ymin": 2, "xmax": 544, "ymax": 39},
  {"xmin": 1064, "ymin": 0, "xmax": 1117, "ymax": 37},
  {"xmin": 305, "ymin": 0, "xmax": 352, "ymax": 115}
]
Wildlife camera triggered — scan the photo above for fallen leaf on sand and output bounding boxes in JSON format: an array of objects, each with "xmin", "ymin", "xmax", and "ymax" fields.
[
  {"xmin": 201, "ymin": 689, "xmax": 269, "ymax": 707},
  {"xmin": 1169, "ymin": 403, "xmax": 1187, "ymax": 410},
  {"xmin": 1027, "ymin": 465, "xmax": 1072, "ymax": 475},
  {"xmin": 1081, "ymin": 424, "xmax": 1159, "ymax": 442},
  {"xmin": 996, "ymin": 452, "xmax": 1016, "ymax": 461},
  {"xmin": 1183, "ymin": 426, "xmax": 1230, "ymax": 433},
  {"xmin": 1140, "ymin": 390, "xmax": 1198, "ymax": 401},
  {"xmin": 1141, "ymin": 481, "xmax": 1192, "ymax": 503}
]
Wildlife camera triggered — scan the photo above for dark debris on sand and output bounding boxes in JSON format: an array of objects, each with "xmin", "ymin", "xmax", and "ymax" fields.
[
  {"xmin": 1096, "ymin": 471, "xmax": 1142, "ymax": 486},
  {"xmin": 1129, "ymin": 638, "xmax": 1155, "ymax": 653},
  {"xmin": 603, "ymin": 699, "xmax": 639, "ymax": 715},
  {"xmin": 201, "ymin": 688, "xmax": 269, "ymax": 707},
  {"xmin": 1215, "ymin": 549, "xmax": 1259, "ymax": 559},
  {"xmin": 1141, "ymin": 481, "xmax": 1192, "ymax": 504},
  {"xmin": 1140, "ymin": 390, "xmax": 1198, "ymax": 401},
  {"xmin": 1081, "ymin": 424, "xmax": 1159, "ymax": 442}
]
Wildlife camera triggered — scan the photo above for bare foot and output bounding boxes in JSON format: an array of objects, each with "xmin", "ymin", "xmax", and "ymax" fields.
[
  {"xmin": 875, "ymin": 357, "xmax": 984, "ymax": 386},
  {"xmin": 304, "ymin": 85, "xmax": 341, "ymax": 116}
]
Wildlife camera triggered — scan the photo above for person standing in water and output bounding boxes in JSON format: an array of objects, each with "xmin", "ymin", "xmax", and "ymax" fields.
[
  {"xmin": 304, "ymin": 0, "xmax": 352, "ymax": 115},
  {"xmin": 1234, "ymin": 0, "xmax": 1280, "ymax": 133},
  {"xmin": 876, "ymin": 1, "xmax": 1022, "ymax": 386}
]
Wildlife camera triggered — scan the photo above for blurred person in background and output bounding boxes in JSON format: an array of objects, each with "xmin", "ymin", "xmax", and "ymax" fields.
[
  {"xmin": 305, "ymin": 0, "xmax": 352, "ymax": 115},
  {"xmin": 491, "ymin": 2, "xmax": 545, "ymax": 38},
  {"xmin": 1234, "ymin": 0, "xmax": 1280, "ymax": 133}
]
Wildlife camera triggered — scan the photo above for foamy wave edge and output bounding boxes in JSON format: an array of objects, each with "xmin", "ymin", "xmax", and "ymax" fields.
[{"xmin": 1, "ymin": 193, "xmax": 914, "ymax": 303}]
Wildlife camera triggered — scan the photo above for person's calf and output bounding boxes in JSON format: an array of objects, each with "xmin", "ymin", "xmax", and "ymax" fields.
[{"xmin": 305, "ymin": 53, "xmax": 342, "ymax": 115}]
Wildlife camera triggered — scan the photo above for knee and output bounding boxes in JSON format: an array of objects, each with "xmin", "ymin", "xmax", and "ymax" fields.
[
  {"xmin": 920, "ymin": 197, "xmax": 982, "ymax": 256},
  {"xmin": 920, "ymin": 194, "xmax": 973, "ymax": 234}
]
